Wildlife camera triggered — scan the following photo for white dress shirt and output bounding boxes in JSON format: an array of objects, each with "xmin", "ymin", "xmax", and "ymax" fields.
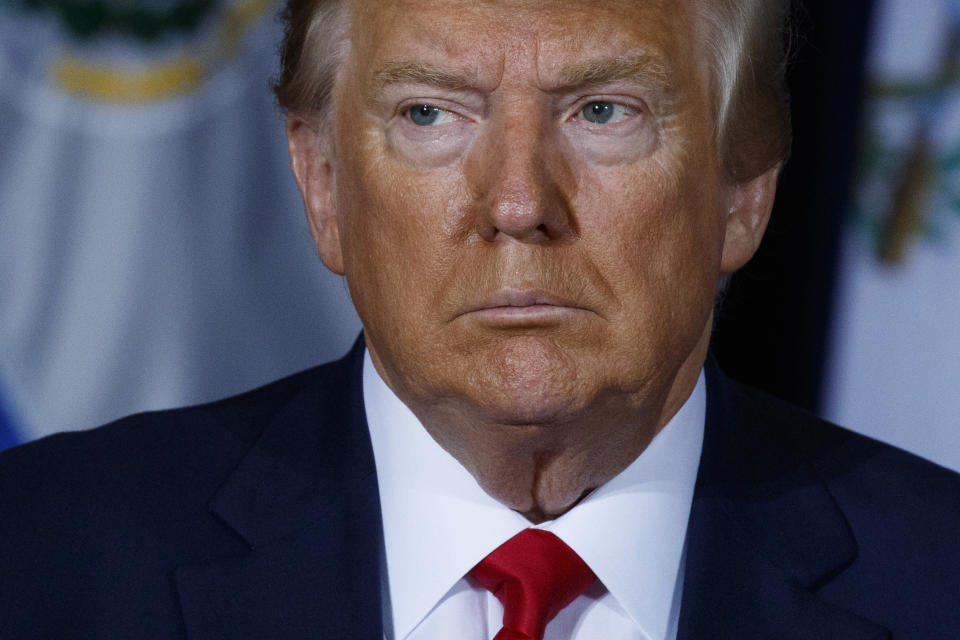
[{"xmin": 363, "ymin": 351, "xmax": 705, "ymax": 640}]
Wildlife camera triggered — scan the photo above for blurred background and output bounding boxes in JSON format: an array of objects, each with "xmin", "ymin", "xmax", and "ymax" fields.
[
  {"xmin": 713, "ymin": 0, "xmax": 960, "ymax": 472},
  {"xmin": 1, "ymin": 0, "xmax": 958, "ymax": 472},
  {"xmin": 0, "ymin": 0, "xmax": 361, "ymax": 448}
]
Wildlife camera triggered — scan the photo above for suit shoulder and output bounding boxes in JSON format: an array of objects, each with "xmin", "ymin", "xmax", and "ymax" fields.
[
  {"xmin": 709, "ymin": 370, "xmax": 960, "ymax": 535},
  {"xmin": 0, "ymin": 351, "xmax": 357, "ymax": 520},
  {"xmin": 0, "ymin": 351, "xmax": 363, "ymax": 636},
  {"xmin": 712, "ymin": 373, "xmax": 960, "ymax": 633},
  {"xmin": 719, "ymin": 373, "xmax": 959, "ymax": 492}
]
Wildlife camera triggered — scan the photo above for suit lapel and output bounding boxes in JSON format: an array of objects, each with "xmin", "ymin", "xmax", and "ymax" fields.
[
  {"xmin": 171, "ymin": 344, "xmax": 894, "ymax": 639},
  {"xmin": 677, "ymin": 361, "xmax": 891, "ymax": 640},
  {"xmin": 175, "ymin": 339, "xmax": 385, "ymax": 639}
]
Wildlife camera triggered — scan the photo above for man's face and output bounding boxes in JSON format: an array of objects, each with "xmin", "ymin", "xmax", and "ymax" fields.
[{"xmin": 296, "ymin": 0, "xmax": 772, "ymax": 431}]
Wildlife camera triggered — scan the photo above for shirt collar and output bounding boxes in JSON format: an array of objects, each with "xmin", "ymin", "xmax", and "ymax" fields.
[{"xmin": 364, "ymin": 350, "xmax": 705, "ymax": 640}]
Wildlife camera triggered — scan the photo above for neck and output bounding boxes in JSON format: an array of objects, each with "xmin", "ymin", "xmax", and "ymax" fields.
[
  {"xmin": 367, "ymin": 327, "xmax": 711, "ymax": 522},
  {"xmin": 415, "ymin": 361, "xmax": 702, "ymax": 522}
]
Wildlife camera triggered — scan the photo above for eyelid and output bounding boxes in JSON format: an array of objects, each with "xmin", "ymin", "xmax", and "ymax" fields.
[
  {"xmin": 396, "ymin": 97, "xmax": 477, "ymax": 123},
  {"xmin": 403, "ymin": 104, "xmax": 460, "ymax": 126},
  {"xmin": 578, "ymin": 102, "xmax": 635, "ymax": 122},
  {"xmin": 567, "ymin": 96, "xmax": 643, "ymax": 122}
]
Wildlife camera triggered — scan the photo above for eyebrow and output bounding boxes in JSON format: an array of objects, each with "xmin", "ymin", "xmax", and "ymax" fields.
[
  {"xmin": 553, "ymin": 54, "xmax": 672, "ymax": 93},
  {"xmin": 368, "ymin": 54, "xmax": 674, "ymax": 99},
  {"xmin": 371, "ymin": 61, "xmax": 477, "ymax": 93}
]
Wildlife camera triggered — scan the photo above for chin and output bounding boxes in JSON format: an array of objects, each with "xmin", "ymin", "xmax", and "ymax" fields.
[
  {"xmin": 461, "ymin": 336, "xmax": 596, "ymax": 426},
  {"xmin": 475, "ymin": 394, "xmax": 583, "ymax": 426}
]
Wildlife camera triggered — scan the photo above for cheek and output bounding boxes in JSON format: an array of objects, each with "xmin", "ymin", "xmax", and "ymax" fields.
[
  {"xmin": 578, "ymin": 159, "xmax": 725, "ymax": 314},
  {"xmin": 335, "ymin": 148, "xmax": 468, "ymax": 324}
]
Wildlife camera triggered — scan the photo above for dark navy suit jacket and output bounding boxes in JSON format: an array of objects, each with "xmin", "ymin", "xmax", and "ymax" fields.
[{"xmin": 2, "ymin": 339, "xmax": 959, "ymax": 639}]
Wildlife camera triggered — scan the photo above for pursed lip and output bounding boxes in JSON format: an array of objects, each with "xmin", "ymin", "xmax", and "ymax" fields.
[{"xmin": 457, "ymin": 289, "xmax": 589, "ymax": 323}]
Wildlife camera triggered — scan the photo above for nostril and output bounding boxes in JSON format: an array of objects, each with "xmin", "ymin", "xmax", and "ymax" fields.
[{"xmin": 537, "ymin": 224, "xmax": 548, "ymax": 234}]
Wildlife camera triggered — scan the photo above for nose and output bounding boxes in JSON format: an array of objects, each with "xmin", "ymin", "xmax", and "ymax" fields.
[{"xmin": 466, "ymin": 107, "xmax": 575, "ymax": 244}]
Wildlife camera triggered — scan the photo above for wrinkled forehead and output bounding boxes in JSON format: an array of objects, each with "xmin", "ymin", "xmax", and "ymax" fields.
[{"xmin": 344, "ymin": 0, "xmax": 700, "ymax": 91}]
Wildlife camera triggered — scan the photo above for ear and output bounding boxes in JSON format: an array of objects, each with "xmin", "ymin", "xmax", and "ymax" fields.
[
  {"xmin": 720, "ymin": 163, "xmax": 781, "ymax": 273},
  {"xmin": 286, "ymin": 114, "xmax": 345, "ymax": 275}
]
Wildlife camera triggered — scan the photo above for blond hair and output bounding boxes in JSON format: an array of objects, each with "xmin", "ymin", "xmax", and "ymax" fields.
[{"xmin": 274, "ymin": 0, "xmax": 792, "ymax": 181}]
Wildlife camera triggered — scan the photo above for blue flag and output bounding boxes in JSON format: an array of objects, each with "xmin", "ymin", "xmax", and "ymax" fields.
[{"xmin": 0, "ymin": 383, "xmax": 22, "ymax": 452}]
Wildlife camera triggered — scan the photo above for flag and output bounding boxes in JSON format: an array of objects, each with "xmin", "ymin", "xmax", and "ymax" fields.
[
  {"xmin": 0, "ymin": 381, "xmax": 21, "ymax": 451},
  {"xmin": 825, "ymin": 0, "xmax": 960, "ymax": 471},
  {"xmin": 0, "ymin": 0, "xmax": 360, "ymax": 448}
]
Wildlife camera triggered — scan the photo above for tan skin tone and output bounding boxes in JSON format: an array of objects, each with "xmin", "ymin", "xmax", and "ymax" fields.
[{"xmin": 288, "ymin": 0, "xmax": 780, "ymax": 522}]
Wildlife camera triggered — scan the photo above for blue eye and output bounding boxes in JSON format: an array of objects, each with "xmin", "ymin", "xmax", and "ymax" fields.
[
  {"xmin": 582, "ymin": 102, "xmax": 616, "ymax": 124},
  {"xmin": 408, "ymin": 105, "xmax": 442, "ymax": 126}
]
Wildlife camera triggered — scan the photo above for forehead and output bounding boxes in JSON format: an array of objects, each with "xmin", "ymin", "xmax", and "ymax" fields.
[{"xmin": 345, "ymin": 0, "xmax": 698, "ymax": 87}]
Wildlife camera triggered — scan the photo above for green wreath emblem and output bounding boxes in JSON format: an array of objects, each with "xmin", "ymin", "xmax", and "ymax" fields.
[{"xmin": 8, "ymin": 0, "xmax": 221, "ymax": 42}]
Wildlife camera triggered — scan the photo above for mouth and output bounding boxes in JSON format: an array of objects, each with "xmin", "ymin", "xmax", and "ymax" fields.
[{"xmin": 459, "ymin": 289, "xmax": 588, "ymax": 326}]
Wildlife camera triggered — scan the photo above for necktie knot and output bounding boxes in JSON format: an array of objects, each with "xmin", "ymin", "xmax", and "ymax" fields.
[{"xmin": 469, "ymin": 528, "xmax": 596, "ymax": 640}]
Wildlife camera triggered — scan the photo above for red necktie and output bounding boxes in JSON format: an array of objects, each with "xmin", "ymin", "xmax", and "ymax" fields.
[{"xmin": 469, "ymin": 528, "xmax": 597, "ymax": 640}]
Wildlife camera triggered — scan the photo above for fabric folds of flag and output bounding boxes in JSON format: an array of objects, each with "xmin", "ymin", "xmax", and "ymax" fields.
[
  {"xmin": 825, "ymin": 0, "xmax": 960, "ymax": 472},
  {"xmin": 0, "ymin": 0, "xmax": 360, "ymax": 446}
]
